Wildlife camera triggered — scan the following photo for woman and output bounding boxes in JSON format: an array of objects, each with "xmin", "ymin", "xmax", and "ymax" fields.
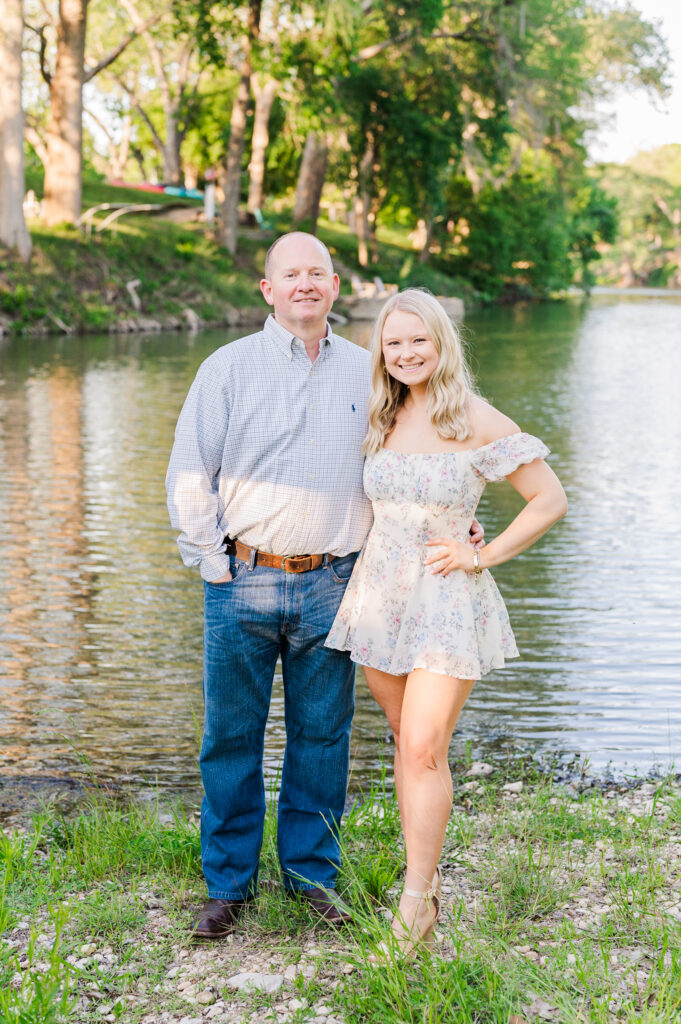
[{"xmin": 325, "ymin": 289, "xmax": 567, "ymax": 957}]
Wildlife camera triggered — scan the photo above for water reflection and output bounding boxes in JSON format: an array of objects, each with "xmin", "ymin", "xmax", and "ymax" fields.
[{"xmin": 0, "ymin": 296, "xmax": 680, "ymax": 797}]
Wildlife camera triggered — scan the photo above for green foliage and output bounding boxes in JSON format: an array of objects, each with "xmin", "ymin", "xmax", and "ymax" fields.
[
  {"xmin": 596, "ymin": 145, "xmax": 681, "ymax": 286},
  {"xmin": 570, "ymin": 181, "xmax": 618, "ymax": 289},
  {"xmin": 13, "ymin": 0, "xmax": 675, "ymax": 302},
  {"xmin": 38, "ymin": 798, "xmax": 202, "ymax": 881},
  {"xmin": 480, "ymin": 840, "xmax": 578, "ymax": 925},
  {"xmin": 0, "ymin": 904, "xmax": 76, "ymax": 1024},
  {"xmin": 446, "ymin": 153, "xmax": 575, "ymax": 299}
]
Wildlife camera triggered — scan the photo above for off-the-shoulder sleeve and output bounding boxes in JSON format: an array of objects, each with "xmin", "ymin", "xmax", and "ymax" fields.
[{"xmin": 471, "ymin": 432, "xmax": 550, "ymax": 482}]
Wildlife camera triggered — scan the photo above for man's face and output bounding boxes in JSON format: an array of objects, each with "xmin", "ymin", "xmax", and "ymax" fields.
[{"xmin": 260, "ymin": 236, "xmax": 340, "ymax": 335}]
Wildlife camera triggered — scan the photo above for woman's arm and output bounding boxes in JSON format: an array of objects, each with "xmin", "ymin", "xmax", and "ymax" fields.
[
  {"xmin": 473, "ymin": 459, "xmax": 567, "ymax": 569},
  {"xmin": 425, "ymin": 459, "xmax": 566, "ymax": 576}
]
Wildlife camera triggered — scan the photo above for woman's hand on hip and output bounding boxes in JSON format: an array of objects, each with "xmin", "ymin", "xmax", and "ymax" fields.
[
  {"xmin": 424, "ymin": 538, "xmax": 476, "ymax": 576},
  {"xmin": 469, "ymin": 517, "xmax": 485, "ymax": 548}
]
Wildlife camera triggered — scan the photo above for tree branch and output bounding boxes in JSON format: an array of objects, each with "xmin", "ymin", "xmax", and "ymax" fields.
[
  {"xmin": 24, "ymin": 119, "xmax": 49, "ymax": 168},
  {"xmin": 117, "ymin": 78, "xmax": 165, "ymax": 155},
  {"xmin": 83, "ymin": 12, "xmax": 162, "ymax": 82},
  {"xmin": 356, "ymin": 23, "xmax": 495, "ymax": 62},
  {"xmin": 83, "ymin": 105, "xmax": 115, "ymax": 143},
  {"xmin": 24, "ymin": 22, "xmax": 54, "ymax": 85}
]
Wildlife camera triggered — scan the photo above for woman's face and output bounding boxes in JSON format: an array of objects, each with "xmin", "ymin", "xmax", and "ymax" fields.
[{"xmin": 381, "ymin": 310, "xmax": 440, "ymax": 388}]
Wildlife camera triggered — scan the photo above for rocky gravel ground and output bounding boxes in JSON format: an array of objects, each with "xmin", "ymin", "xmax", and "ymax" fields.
[{"xmin": 2, "ymin": 771, "xmax": 680, "ymax": 1023}]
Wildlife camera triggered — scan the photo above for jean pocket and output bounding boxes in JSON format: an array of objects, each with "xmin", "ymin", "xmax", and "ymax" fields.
[
  {"xmin": 327, "ymin": 552, "xmax": 358, "ymax": 584},
  {"xmin": 207, "ymin": 557, "xmax": 247, "ymax": 588}
]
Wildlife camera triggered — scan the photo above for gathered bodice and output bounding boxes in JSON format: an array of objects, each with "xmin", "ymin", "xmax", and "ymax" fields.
[
  {"xmin": 364, "ymin": 432, "xmax": 550, "ymax": 547},
  {"xmin": 327, "ymin": 432, "xmax": 550, "ymax": 679}
]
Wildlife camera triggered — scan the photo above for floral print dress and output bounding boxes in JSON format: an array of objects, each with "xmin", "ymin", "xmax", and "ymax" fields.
[{"xmin": 325, "ymin": 432, "xmax": 550, "ymax": 679}]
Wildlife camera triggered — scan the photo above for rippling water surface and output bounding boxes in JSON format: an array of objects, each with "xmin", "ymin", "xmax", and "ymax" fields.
[{"xmin": 1, "ymin": 295, "xmax": 679, "ymax": 796}]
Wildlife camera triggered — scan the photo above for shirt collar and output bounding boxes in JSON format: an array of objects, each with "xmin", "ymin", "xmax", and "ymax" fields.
[{"xmin": 265, "ymin": 313, "xmax": 334, "ymax": 360}]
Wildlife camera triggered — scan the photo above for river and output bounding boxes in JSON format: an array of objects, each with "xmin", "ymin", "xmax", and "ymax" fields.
[{"xmin": 0, "ymin": 294, "xmax": 679, "ymax": 805}]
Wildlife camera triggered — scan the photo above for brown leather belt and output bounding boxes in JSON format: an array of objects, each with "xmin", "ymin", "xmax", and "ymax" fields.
[{"xmin": 226, "ymin": 538, "xmax": 333, "ymax": 574}]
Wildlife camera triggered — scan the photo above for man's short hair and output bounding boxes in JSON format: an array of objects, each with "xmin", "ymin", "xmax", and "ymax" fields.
[{"xmin": 264, "ymin": 232, "xmax": 334, "ymax": 280}]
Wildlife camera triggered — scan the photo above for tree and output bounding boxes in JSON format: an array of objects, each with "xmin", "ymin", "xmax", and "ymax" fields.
[
  {"xmin": 570, "ymin": 181, "xmax": 617, "ymax": 291},
  {"xmin": 112, "ymin": 0, "xmax": 201, "ymax": 185},
  {"xmin": 0, "ymin": 0, "xmax": 31, "ymax": 260},
  {"xmin": 292, "ymin": 133, "xmax": 329, "ymax": 233},
  {"xmin": 26, "ymin": 0, "xmax": 154, "ymax": 225},
  {"xmin": 247, "ymin": 74, "xmax": 277, "ymax": 217},
  {"xmin": 42, "ymin": 0, "xmax": 89, "ymax": 225},
  {"xmin": 597, "ymin": 147, "xmax": 681, "ymax": 287},
  {"xmin": 218, "ymin": 0, "xmax": 262, "ymax": 253}
]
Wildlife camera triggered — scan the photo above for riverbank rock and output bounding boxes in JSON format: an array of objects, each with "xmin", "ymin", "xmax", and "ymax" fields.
[
  {"xmin": 226, "ymin": 971, "xmax": 284, "ymax": 994},
  {"xmin": 342, "ymin": 294, "xmax": 464, "ymax": 321}
]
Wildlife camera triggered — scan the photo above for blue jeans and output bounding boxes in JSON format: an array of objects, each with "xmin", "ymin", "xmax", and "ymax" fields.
[{"xmin": 200, "ymin": 551, "xmax": 358, "ymax": 900}]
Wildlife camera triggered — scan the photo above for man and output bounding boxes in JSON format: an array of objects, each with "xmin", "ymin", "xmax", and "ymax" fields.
[
  {"xmin": 166, "ymin": 232, "xmax": 482, "ymax": 939},
  {"xmin": 166, "ymin": 232, "xmax": 373, "ymax": 938}
]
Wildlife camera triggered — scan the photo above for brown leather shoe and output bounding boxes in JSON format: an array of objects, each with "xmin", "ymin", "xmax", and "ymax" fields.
[
  {"xmin": 191, "ymin": 898, "xmax": 248, "ymax": 940},
  {"xmin": 289, "ymin": 886, "xmax": 353, "ymax": 927}
]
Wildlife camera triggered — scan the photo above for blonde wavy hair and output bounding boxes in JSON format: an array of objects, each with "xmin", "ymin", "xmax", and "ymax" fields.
[{"xmin": 363, "ymin": 288, "xmax": 475, "ymax": 456}]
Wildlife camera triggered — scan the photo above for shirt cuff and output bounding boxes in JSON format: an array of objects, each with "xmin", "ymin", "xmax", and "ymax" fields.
[{"xmin": 200, "ymin": 552, "xmax": 231, "ymax": 582}]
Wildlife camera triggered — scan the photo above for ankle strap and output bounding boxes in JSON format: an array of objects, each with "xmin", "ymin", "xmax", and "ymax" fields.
[{"xmin": 403, "ymin": 885, "xmax": 434, "ymax": 900}]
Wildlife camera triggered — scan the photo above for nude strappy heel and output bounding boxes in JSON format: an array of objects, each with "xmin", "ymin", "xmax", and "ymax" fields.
[{"xmin": 368, "ymin": 868, "xmax": 442, "ymax": 964}]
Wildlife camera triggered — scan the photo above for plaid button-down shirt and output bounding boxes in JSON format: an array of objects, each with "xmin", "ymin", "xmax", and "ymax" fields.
[{"xmin": 166, "ymin": 315, "xmax": 373, "ymax": 581}]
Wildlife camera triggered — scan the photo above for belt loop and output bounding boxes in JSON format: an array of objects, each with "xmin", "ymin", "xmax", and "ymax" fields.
[
  {"xmin": 322, "ymin": 553, "xmax": 330, "ymax": 567},
  {"xmin": 248, "ymin": 547, "xmax": 257, "ymax": 571}
]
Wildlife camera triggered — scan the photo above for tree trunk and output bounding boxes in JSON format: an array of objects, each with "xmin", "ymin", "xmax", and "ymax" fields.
[
  {"xmin": 111, "ymin": 112, "xmax": 131, "ymax": 180},
  {"xmin": 219, "ymin": 0, "xmax": 262, "ymax": 254},
  {"xmin": 163, "ymin": 112, "xmax": 182, "ymax": 185},
  {"xmin": 355, "ymin": 134, "xmax": 374, "ymax": 267},
  {"xmin": 355, "ymin": 196, "xmax": 369, "ymax": 267},
  {"xmin": 369, "ymin": 188, "xmax": 385, "ymax": 265},
  {"xmin": 247, "ymin": 75, "xmax": 277, "ymax": 217},
  {"xmin": 0, "ymin": 0, "xmax": 31, "ymax": 260},
  {"xmin": 418, "ymin": 217, "xmax": 434, "ymax": 263},
  {"xmin": 292, "ymin": 133, "xmax": 328, "ymax": 233},
  {"xmin": 43, "ymin": 0, "xmax": 88, "ymax": 226}
]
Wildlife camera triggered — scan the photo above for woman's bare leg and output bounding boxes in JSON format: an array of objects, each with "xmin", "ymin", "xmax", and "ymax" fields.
[
  {"xmin": 363, "ymin": 665, "xmax": 408, "ymax": 821},
  {"xmin": 395, "ymin": 669, "xmax": 474, "ymax": 936},
  {"xmin": 364, "ymin": 665, "xmax": 474, "ymax": 943}
]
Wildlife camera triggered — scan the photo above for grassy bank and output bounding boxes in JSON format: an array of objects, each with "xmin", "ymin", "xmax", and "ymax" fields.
[
  {"xmin": 0, "ymin": 178, "xmax": 477, "ymax": 338},
  {"xmin": 1, "ymin": 766, "xmax": 680, "ymax": 1024},
  {"xmin": 0, "ymin": 178, "xmax": 266, "ymax": 337}
]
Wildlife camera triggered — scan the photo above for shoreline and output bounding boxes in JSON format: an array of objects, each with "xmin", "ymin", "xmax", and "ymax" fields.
[
  {"xmin": 1, "ymin": 752, "xmax": 678, "ymax": 832},
  {"xmin": 4, "ymin": 285, "xmax": 681, "ymax": 342}
]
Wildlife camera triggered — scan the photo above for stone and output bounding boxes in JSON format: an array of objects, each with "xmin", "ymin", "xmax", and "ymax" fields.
[
  {"xmin": 226, "ymin": 972, "xmax": 284, "ymax": 995},
  {"xmin": 206, "ymin": 1004, "xmax": 226, "ymax": 1019},
  {"xmin": 503, "ymin": 781, "xmax": 524, "ymax": 793},
  {"xmin": 466, "ymin": 762, "xmax": 494, "ymax": 778},
  {"xmin": 436, "ymin": 297, "xmax": 465, "ymax": 321},
  {"xmin": 196, "ymin": 989, "xmax": 216, "ymax": 1005},
  {"xmin": 183, "ymin": 308, "xmax": 202, "ymax": 332},
  {"xmin": 522, "ymin": 996, "xmax": 559, "ymax": 1021}
]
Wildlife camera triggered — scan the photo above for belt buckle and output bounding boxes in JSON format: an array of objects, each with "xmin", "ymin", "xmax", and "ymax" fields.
[{"xmin": 281, "ymin": 554, "xmax": 311, "ymax": 573}]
